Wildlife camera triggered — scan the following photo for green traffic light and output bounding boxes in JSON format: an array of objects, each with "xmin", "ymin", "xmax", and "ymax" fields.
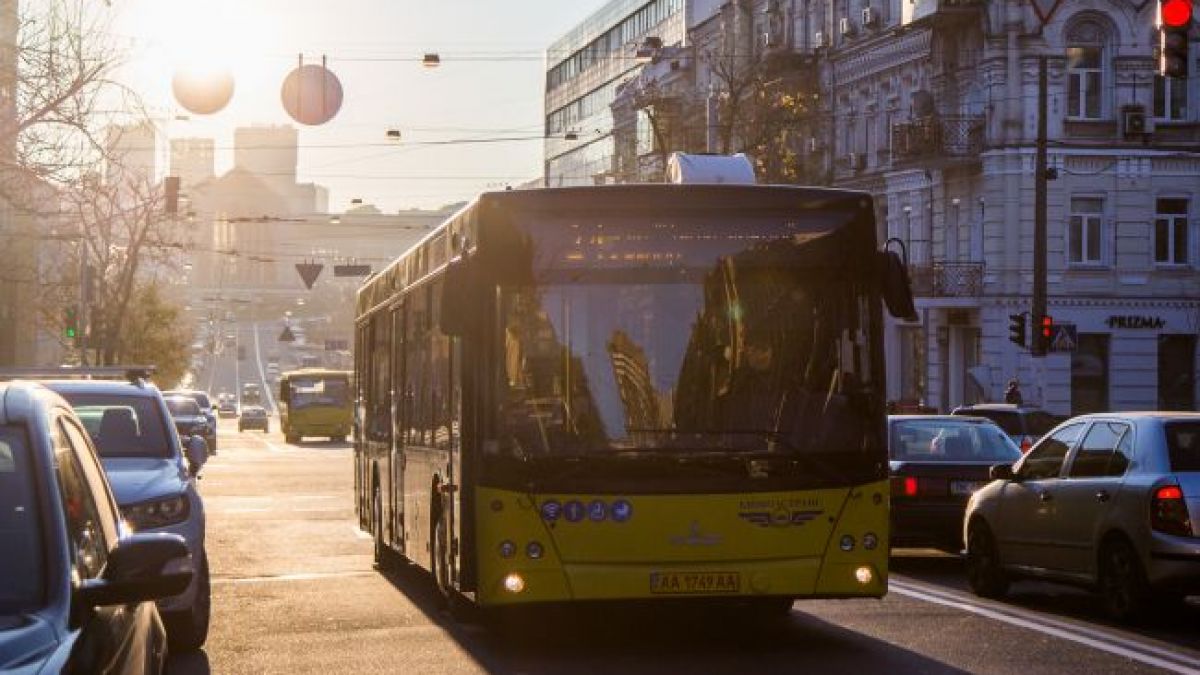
[{"xmin": 65, "ymin": 327, "xmax": 76, "ymax": 338}]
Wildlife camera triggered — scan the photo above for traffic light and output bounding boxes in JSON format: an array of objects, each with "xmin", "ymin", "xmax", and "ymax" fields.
[
  {"xmin": 1008, "ymin": 313, "xmax": 1027, "ymax": 348},
  {"xmin": 164, "ymin": 176, "xmax": 181, "ymax": 215},
  {"xmin": 64, "ymin": 307, "xmax": 77, "ymax": 340},
  {"xmin": 1040, "ymin": 314, "xmax": 1054, "ymax": 342},
  {"xmin": 1160, "ymin": 0, "xmax": 1192, "ymax": 78},
  {"xmin": 1032, "ymin": 313, "xmax": 1054, "ymax": 355}
]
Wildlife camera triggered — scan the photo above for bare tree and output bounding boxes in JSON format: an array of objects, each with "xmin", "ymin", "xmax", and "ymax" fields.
[{"xmin": 1, "ymin": 0, "xmax": 138, "ymax": 205}]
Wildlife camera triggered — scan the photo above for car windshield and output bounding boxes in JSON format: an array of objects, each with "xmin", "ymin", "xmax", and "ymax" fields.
[
  {"xmin": 890, "ymin": 419, "xmax": 1022, "ymax": 462},
  {"xmin": 62, "ymin": 394, "xmax": 173, "ymax": 459},
  {"xmin": 0, "ymin": 426, "xmax": 43, "ymax": 614},
  {"xmin": 165, "ymin": 397, "xmax": 202, "ymax": 416},
  {"xmin": 1165, "ymin": 422, "xmax": 1200, "ymax": 472},
  {"xmin": 497, "ymin": 214, "xmax": 880, "ymax": 457}
]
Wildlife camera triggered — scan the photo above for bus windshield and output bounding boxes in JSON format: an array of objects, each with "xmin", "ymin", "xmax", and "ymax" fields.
[
  {"xmin": 497, "ymin": 212, "xmax": 880, "ymax": 458},
  {"xmin": 287, "ymin": 377, "xmax": 350, "ymax": 409}
]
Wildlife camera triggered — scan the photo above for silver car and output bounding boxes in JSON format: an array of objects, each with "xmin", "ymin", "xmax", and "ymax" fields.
[{"xmin": 963, "ymin": 412, "xmax": 1200, "ymax": 621}]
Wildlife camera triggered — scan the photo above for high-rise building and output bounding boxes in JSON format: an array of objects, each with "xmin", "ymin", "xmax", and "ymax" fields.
[
  {"xmin": 544, "ymin": 0, "xmax": 686, "ymax": 187},
  {"xmin": 106, "ymin": 122, "xmax": 158, "ymax": 186},
  {"xmin": 234, "ymin": 124, "xmax": 298, "ymax": 190},
  {"xmin": 170, "ymin": 137, "xmax": 215, "ymax": 189}
]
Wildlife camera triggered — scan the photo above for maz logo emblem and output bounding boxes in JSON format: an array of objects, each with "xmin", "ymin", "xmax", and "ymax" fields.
[
  {"xmin": 738, "ymin": 509, "xmax": 823, "ymax": 528},
  {"xmin": 668, "ymin": 521, "xmax": 723, "ymax": 547}
]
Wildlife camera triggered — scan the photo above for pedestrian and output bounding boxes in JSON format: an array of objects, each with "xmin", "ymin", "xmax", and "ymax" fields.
[{"xmin": 1004, "ymin": 379, "xmax": 1023, "ymax": 405}]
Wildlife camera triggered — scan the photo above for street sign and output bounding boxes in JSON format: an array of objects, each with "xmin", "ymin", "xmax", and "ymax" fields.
[
  {"xmin": 324, "ymin": 339, "xmax": 349, "ymax": 351},
  {"xmin": 295, "ymin": 263, "xmax": 324, "ymax": 290},
  {"xmin": 333, "ymin": 264, "xmax": 372, "ymax": 277},
  {"xmin": 1049, "ymin": 322, "xmax": 1077, "ymax": 352},
  {"xmin": 279, "ymin": 326, "xmax": 296, "ymax": 343}
]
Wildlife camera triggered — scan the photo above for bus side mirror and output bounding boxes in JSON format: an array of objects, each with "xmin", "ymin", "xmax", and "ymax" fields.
[
  {"xmin": 877, "ymin": 251, "xmax": 917, "ymax": 320},
  {"xmin": 440, "ymin": 257, "xmax": 474, "ymax": 337}
]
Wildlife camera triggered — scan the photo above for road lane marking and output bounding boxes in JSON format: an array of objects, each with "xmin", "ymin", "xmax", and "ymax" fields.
[
  {"xmin": 213, "ymin": 570, "xmax": 375, "ymax": 586},
  {"xmin": 891, "ymin": 577, "xmax": 1199, "ymax": 667},
  {"xmin": 889, "ymin": 579, "xmax": 1200, "ymax": 674}
]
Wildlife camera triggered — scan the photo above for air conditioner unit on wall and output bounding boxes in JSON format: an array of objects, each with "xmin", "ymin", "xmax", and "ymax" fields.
[
  {"xmin": 839, "ymin": 17, "xmax": 855, "ymax": 37},
  {"xmin": 1120, "ymin": 104, "xmax": 1152, "ymax": 139},
  {"xmin": 862, "ymin": 7, "xmax": 880, "ymax": 27}
]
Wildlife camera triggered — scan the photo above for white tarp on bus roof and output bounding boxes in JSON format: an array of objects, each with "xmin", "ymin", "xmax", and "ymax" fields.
[{"xmin": 666, "ymin": 152, "xmax": 756, "ymax": 185}]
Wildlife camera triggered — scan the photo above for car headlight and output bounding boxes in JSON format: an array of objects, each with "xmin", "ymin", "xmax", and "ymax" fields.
[{"xmin": 122, "ymin": 495, "xmax": 191, "ymax": 530}]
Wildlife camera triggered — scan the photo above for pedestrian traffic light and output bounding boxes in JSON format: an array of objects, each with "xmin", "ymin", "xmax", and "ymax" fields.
[
  {"xmin": 1160, "ymin": 0, "xmax": 1192, "ymax": 78},
  {"xmin": 64, "ymin": 307, "xmax": 77, "ymax": 340},
  {"xmin": 1008, "ymin": 313, "xmax": 1026, "ymax": 348}
]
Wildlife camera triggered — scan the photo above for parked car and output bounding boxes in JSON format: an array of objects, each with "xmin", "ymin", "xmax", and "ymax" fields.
[
  {"xmin": 888, "ymin": 415, "xmax": 1023, "ymax": 551},
  {"xmin": 217, "ymin": 400, "xmax": 238, "ymax": 418},
  {"xmin": 44, "ymin": 375, "xmax": 212, "ymax": 651},
  {"xmin": 164, "ymin": 394, "xmax": 217, "ymax": 456},
  {"xmin": 0, "ymin": 380, "xmax": 192, "ymax": 673},
  {"xmin": 164, "ymin": 389, "xmax": 218, "ymax": 453},
  {"xmin": 964, "ymin": 412, "xmax": 1200, "ymax": 621},
  {"xmin": 238, "ymin": 405, "xmax": 270, "ymax": 433},
  {"xmin": 951, "ymin": 403, "xmax": 1061, "ymax": 453}
]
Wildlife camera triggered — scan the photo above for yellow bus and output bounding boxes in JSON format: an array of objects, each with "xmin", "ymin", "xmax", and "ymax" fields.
[
  {"xmin": 278, "ymin": 369, "xmax": 352, "ymax": 443},
  {"xmin": 353, "ymin": 185, "xmax": 915, "ymax": 615}
]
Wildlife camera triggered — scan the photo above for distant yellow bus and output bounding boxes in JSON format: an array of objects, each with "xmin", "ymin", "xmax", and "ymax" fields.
[
  {"xmin": 354, "ymin": 185, "xmax": 915, "ymax": 615},
  {"xmin": 278, "ymin": 369, "xmax": 352, "ymax": 443}
]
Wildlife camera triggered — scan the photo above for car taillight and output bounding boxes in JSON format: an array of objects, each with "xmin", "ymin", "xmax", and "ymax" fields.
[
  {"xmin": 1151, "ymin": 485, "xmax": 1193, "ymax": 537},
  {"xmin": 890, "ymin": 476, "xmax": 919, "ymax": 497}
]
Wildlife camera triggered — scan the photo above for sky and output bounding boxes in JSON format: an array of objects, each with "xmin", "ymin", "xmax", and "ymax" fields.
[{"xmin": 105, "ymin": 0, "xmax": 609, "ymax": 211}]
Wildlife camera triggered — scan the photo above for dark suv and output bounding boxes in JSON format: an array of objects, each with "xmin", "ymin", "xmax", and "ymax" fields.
[
  {"xmin": 950, "ymin": 404, "xmax": 1061, "ymax": 453},
  {"xmin": 0, "ymin": 381, "xmax": 191, "ymax": 673}
]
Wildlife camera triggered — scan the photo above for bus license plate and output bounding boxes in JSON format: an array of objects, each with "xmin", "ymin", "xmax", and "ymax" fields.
[
  {"xmin": 649, "ymin": 571, "xmax": 741, "ymax": 595},
  {"xmin": 951, "ymin": 480, "xmax": 985, "ymax": 496}
]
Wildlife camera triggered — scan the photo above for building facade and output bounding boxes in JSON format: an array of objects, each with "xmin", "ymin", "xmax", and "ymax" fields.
[
  {"xmin": 547, "ymin": 0, "xmax": 1200, "ymax": 415},
  {"xmin": 170, "ymin": 137, "xmax": 216, "ymax": 190},
  {"xmin": 544, "ymin": 0, "xmax": 687, "ymax": 186}
]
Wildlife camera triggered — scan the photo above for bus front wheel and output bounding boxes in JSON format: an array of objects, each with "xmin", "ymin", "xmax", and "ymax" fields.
[{"xmin": 431, "ymin": 498, "xmax": 470, "ymax": 620}]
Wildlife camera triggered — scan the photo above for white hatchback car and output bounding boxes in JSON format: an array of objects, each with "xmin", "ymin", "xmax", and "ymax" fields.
[{"xmin": 964, "ymin": 413, "xmax": 1200, "ymax": 621}]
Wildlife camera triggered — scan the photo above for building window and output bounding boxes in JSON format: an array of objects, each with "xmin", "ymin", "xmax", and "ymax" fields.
[
  {"xmin": 1154, "ymin": 75, "xmax": 1188, "ymax": 120},
  {"xmin": 1158, "ymin": 335, "xmax": 1196, "ymax": 410},
  {"xmin": 1154, "ymin": 197, "xmax": 1190, "ymax": 266},
  {"xmin": 1068, "ymin": 197, "xmax": 1104, "ymax": 265},
  {"xmin": 1066, "ymin": 46, "xmax": 1103, "ymax": 119}
]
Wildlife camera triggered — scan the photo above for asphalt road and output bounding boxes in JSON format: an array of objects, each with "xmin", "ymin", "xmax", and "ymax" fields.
[{"xmin": 180, "ymin": 333, "xmax": 1200, "ymax": 674}]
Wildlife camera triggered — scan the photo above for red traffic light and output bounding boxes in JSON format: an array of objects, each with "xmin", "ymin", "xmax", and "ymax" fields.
[
  {"xmin": 1041, "ymin": 315, "xmax": 1054, "ymax": 339},
  {"xmin": 1162, "ymin": 0, "xmax": 1193, "ymax": 27}
]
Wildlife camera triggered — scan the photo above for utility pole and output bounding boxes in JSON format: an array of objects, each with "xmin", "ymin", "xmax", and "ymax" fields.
[{"xmin": 1032, "ymin": 55, "xmax": 1048, "ymax": 357}]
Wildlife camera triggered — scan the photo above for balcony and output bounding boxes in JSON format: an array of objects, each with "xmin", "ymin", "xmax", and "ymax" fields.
[
  {"xmin": 909, "ymin": 262, "xmax": 984, "ymax": 298},
  {"xmin": 891, "ymin": 115, "xmax": 985, "ymax": 166}
]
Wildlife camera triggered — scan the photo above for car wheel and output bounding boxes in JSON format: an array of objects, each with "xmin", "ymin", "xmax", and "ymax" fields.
[
  {"xmin": 1099, "ymin": 538, "xmax": 1150, "ymax": 622},
  {"xmin": 966, "ymin": 522, "xmax": 1009, "ymax": 598},
  {"xmin": 164, "ymin": 550, "xmax": 211, "ymax": 653}
]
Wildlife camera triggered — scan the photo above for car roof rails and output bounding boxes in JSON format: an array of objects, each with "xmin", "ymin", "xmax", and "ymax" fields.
[{"xmin": 0, "ymin": 365, "xmax": 157, "ymax": 386}]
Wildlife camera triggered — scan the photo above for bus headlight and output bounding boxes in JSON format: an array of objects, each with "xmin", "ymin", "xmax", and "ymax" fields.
[
  {"xmin": 855, "ymin": 566, "xmax": 874, "ymax": 585},
  {"xmin": 526, "ymin": 541, "xmax": 544, "ymax": 559},
  {"xmin": 503, "ymin": 573, "xmax": 526, "ymax": 594},
  {"xmin": 839, "ymin": 534, "xmax": 856, "ymax": 552},
  {"xmin": 862, "ymin": 532, "xmax": 879, "ymax": 551}
]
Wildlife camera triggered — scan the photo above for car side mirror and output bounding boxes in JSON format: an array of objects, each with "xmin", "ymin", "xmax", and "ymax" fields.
[
  {"xmin": 185, "ymin": 436, "xmax": 208, "ymax": 475},
  {"xmin": 76, "ymin": 533, "xmax": 192, "ymax": 607},
  {"xmin": 877, "ymin": 250, "xmax": 917, "ymax": 320},
  {"xmin": 989, "ymin": 463, "xmax": 1015, "ymax": 481}
]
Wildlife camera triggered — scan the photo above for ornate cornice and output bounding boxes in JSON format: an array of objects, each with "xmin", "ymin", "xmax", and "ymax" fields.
[{"xmin": 833, "ymin": 29, "xmax": 933, "ymax": 86}]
